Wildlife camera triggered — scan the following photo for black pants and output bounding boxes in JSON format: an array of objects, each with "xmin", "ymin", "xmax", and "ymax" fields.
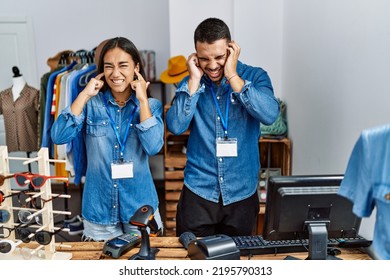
[{"xmin": 176, "ymin": 186, "xmax": 259, "ymax": 237}]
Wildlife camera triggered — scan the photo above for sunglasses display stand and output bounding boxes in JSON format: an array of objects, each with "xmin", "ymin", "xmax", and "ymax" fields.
[{"xmin": 0, "ymin": 146, "xmax": 72, "ymax": 260}]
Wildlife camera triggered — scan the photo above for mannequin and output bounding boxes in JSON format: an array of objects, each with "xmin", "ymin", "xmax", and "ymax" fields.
[
  {"xmin": 0, "ymin": 66, "xmax": 39, "ymax": 152},
  {"xmin": 11, "ymin": 66, "xmax": 26, "ymax": 102}
]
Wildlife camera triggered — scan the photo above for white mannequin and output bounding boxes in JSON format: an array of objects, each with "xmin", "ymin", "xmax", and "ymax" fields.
[{"xmin": 11, "ymin": 66, "xmax": 26, "ymax": 102}]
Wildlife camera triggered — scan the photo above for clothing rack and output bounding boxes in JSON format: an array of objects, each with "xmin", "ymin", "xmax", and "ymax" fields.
[{"xmin": 59, "ymin": 49, "xmax": 96, "ymax": 66}]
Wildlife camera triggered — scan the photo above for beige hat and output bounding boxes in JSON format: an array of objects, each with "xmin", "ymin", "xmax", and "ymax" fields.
[
  {"xmin": 160, "ymin": 55, "xmax": 189, "ymax": 84},
  {"xmin": 47, "ymin": 50, "xmax": 73, "ymax": 71}
]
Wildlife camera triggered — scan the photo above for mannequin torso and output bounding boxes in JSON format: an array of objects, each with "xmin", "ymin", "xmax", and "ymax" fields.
[{"xmin": 12, "ymin": 75, "xmax": 26, "ymax": 102}]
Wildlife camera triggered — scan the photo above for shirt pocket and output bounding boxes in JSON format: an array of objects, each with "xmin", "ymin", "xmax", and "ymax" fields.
[
  {"xmin": 86, "ymin": 117, "xmax": 110, "ymax": 137},
  {"xmin": 373, "ymin": 183, "xmax": 390, "ymax": 206}
]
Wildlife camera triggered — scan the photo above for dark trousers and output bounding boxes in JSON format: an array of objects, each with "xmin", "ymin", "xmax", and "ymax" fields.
[{"xmin": 176, "ymin": 185, "xmax": 259, "ymax": 237}]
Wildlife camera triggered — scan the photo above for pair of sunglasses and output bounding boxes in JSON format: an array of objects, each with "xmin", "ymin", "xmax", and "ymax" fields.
[
  {"xmin": 18, "ymin": 224, "xmax": 66, "ymax": 245},
  {"xmin": 13, "ymin": 172, "xmax": 68, "ymax": 189},
  {"xmin": 0, "ymin": 223, "xmax": 28, "ymax": 239},
  {"xmin": 1, "ymin": 190, "xmax": 30, "ymax": 207},
  {"xmin": 0, "ymin": 239, "xmax": 22, "ymax": 255},
  {"xmin": 16, "ymin": 191, "xmax": 66, "ymax": 210},
  {"xmin": 0, "ymin": 209, "xmax": 11, "ymax": 223}
]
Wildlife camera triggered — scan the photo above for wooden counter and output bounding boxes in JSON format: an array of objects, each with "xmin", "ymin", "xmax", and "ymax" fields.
[{"xmin": 55, "ymin": 237, "xmax": 372, "ymax": 260}]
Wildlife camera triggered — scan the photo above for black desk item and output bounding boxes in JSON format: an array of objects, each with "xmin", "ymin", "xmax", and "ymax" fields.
[
  {"xmin": 179, "ymin": 232, "xmax": 197, "ymax": 250},
  {"xmin": 103, "ymin": 233, "xmax": 141, "ymax": 259},
  {"xmin": 232, "ymin": 235, "xmax": 339, "ymax": 256},
  {"xmin": 128, "ymin": 205, "xmax": 160, "ymax": 260},
  {"xmin": 187, "ymin": 234, "xmax": 240, "ymax": 260}
]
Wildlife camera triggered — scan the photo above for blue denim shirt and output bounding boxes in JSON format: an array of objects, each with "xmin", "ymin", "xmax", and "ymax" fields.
[
  {"xmin": 166, "ymin": 61, "xmax": 279, "ymax": 205},
  {"xmin": 51, "ymin": 90, "xmax": 164, "ymax": 225},
  {"xmin": 339, "ymin": 124, "xmax": 390, "ymax": 259}
]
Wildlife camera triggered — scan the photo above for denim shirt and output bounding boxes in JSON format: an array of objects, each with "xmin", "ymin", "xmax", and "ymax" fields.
[
  {"xmin": 51, "ymin": 90, "xmax": 164, "ymax": 225},
  {"xmin": 166, "ymin": 61, "xmax": 279, "ymax": 205},
  {"xmin": 338, "ymin": 124, "xmax": 390, "ymax": 259}
]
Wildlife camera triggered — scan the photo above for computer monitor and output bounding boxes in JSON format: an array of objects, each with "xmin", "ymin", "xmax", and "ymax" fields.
[{"xmin": 263, "ymin": 175, "xmax": 361, "ymax": 260}]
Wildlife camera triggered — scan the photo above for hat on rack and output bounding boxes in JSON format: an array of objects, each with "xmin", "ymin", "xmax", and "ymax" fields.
[
  {"xmin": 47, "ymin": 50, "xmax": 73, "ymax": 71},
  {"xmin": 160, "ymin": 55, "xmax": 189, "ymax": 84}
]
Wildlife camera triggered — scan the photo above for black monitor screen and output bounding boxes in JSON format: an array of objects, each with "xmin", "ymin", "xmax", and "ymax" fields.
[{"xmin": 263, "ymin": 175, "xmax": 361, "ymax": 259}]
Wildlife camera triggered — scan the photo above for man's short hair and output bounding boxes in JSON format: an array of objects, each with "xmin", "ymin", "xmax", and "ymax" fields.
[{"xmin": 194, "ymin": 17, "xmax": 231, "ymax": 47}]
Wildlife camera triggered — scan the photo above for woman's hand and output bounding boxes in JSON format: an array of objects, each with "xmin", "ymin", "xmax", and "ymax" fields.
[
  {"xmin": 84, "ymin": 73, "xmax": 105, "ymax": 97},
  {"xmin": 131, "ymin": 69, "xmax": 150, "ymax": 103}
]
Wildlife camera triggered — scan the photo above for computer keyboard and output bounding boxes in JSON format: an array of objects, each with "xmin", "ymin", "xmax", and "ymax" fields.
[{"xmin": 232, "ymin": 235, "xmax": 370, "ymax": 256}]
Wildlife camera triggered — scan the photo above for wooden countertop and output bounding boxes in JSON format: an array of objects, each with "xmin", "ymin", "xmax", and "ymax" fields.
[{"xmin": 55, "ymin": 237, "xmax": 372, "ymax": 260}]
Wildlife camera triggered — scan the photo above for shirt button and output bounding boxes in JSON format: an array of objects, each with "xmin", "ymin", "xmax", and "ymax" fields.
[
  {"xmin": 117, "ymin": 109, "xmax": 120, "ymax": 112},
  {"xmin": 114, "ymin": 145, "xmax": 118, "ymax": 149},
  {"xmin": 217, "ymin": 96, "xmax": 220, "ymax": 100},
  {"xmin": 217, "ymin": 116, "xmax": 220, "ymax": 120},
  {"xmin": 219, "ymin": 158, "xmax": 222, "ymax": 162},
  {"xmin": 384, "ymin": 193, "xmax": 390, "ymax": 200},
  {"xmin": 113, "ymin": 205, "xmax": 116, "ymax": 208},
  {"xmin": 116, "ymin": 126, "xmax": 119, "ymax": 129},
  {"xmin": 113, "ymin": 184, "xmax": 117, "ymax": 188},
  {"xmin": 220, "ymin": 177, "xmax": 223, "ymax": 182}
]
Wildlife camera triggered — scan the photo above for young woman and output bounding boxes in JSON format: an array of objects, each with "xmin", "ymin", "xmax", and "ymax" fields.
[{"xmin": 51, "ymin": 37, "xmax": 164, "ymax": 241}]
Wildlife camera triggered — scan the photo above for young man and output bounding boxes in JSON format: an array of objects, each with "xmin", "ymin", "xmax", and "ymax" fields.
[{"xmin": 166, "ymin": 18, "xmax": 280, "ymax": 237}]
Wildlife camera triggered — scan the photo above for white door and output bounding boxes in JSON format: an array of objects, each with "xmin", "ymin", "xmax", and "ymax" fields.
[{"xmin": 0, "ymin": 16, "xmax": 38, "ymax": 173}]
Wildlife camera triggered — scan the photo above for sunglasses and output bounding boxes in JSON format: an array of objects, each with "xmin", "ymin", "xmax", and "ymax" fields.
[
  {"xmin": 16, "ymin": 191, "xmax": 65, "ymax": 209},
  {"xmin": 13, "ymin": 172, "xmax": 68, "ymax": 189},
  {"xmin": 17, "ymin": 209, "xmax": 43, "ymax": 226},
  {"xmin": 20, "ymin": 246, "xmax": 46, "ymax": 260},
  {"xmin": 0, "ymin": 223, "xmax": 28, "ymax": 238},
  {"xmin": 17, "ymin": 224, "xmax": 66, "ymax": 245},
  {"xmin": 0, "ymin": 209, "xmax": 11, "ymax": 223},
  {"xmin": 0, "ymin": 239, "xmax": 22, "ymax": 255},
  {"xmin": 1, "ymin": 190, "xmax": 30, "ymax": 207}
]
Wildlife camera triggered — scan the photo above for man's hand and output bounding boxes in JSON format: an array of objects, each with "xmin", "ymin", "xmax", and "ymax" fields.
[{"xmin": 187, "ymin": 53, "xmax": 203, "ymax": 94}]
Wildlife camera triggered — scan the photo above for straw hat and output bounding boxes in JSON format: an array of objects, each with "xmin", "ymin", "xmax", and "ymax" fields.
[
  {"xmin": 47, "ymin": 50, "xmax": 73, "ymax": 71},
  {"xmin": 160, "ymin": 55, "xmax": 189, "ymax": 84}
]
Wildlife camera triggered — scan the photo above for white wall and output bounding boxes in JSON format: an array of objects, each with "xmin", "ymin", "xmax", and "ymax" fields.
[
  {"xmin": 1, "ymin": 0, "xmax": 170, "ymax": 85},
  {"xmin": 283, "ymin": 0, "xmax": 390, "ymax": 175}
]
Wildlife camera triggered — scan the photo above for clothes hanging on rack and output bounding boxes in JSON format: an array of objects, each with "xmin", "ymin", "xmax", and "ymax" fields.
[{"xmin": 39, "ymin": 49, "xmax": 97, "ymax": 183}]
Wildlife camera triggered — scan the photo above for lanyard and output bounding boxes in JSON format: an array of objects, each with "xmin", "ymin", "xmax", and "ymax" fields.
[
  {"xmin": 102, "ymin": 95, "xmax": 137, "ymax": 160},
  {"xmin": 210, "ymin": 85, "xmax": 231, "ymax": 138}
]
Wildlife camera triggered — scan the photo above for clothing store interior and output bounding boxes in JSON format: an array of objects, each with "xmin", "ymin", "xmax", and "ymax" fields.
[{"xmin": 0, "ymin": 0, "xmax": 389, "ymax": 261}]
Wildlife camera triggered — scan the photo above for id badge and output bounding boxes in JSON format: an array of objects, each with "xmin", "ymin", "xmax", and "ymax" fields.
[
  {"xmin": 216, "ymin": 138, "xmax": 238, "ymax": 157},
  {"xmin": 111, "ymin": 161, "xmax": 134, "ymax": 179}
]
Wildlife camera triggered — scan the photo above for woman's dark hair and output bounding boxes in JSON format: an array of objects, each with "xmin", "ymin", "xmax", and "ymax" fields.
[
  {"xmin": 194, "ymin": 18, "xmax": 231, "ymax": 46},
  {"xmin": 97, "ymin": 37, "xmax": 149, "ymax": 95}
]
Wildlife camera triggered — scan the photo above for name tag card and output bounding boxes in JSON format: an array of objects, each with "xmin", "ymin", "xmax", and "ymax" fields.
[
  {"xmin": 216, "ymin": 138, "xmax": 238, "ymax": 157},
  {"xmin": 111, "ymin": 161, "xmax": 134, "ymax": 179}
]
